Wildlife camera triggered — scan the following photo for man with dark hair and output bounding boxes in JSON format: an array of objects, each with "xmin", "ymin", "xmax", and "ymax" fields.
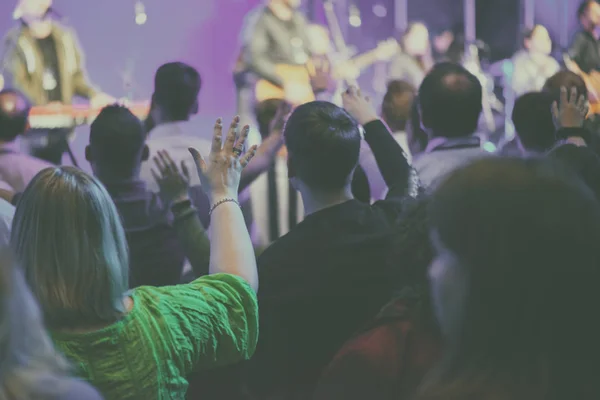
[
  {"xmin": 512, "ymin": 92, "xmax": 556, "ymax": 154},
  {"xmin": 0, "ymin": 89, "xmax": 51, "ymax": 191},
  {"xmin": 248, "ymin": 88, "xmax": 417, "ymax": 398},
  {"xmin": 569, "ymin": 0, "xmax": 600, "ymax": 75},
  {"xmin": 511, "ymin": 24, "xmax": 560, "ymax": 97},
  {"xmin": 140, "ymin": 62, "xmax": 210, "ymax": 193},
  {"xmin": 414, "ymin": 62, "xmax": 489, "ymax": 187},
  {"xmin": 359, "ymin": 80, "xmax": 415, "ymax": 200},
  {"xmin": 86, "ymin": 104, "xmax": 210, "ymax": 288}
]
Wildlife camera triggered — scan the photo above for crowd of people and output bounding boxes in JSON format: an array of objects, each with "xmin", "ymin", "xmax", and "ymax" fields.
[{"xmin": 1, "ymin": 4, "xmax": 600, "ymax": 400}]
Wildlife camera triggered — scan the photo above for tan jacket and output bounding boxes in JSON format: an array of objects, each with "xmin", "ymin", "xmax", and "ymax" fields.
[{"xmin": 3, "ymin": 22, "xmax": 97, "ymax": 106}]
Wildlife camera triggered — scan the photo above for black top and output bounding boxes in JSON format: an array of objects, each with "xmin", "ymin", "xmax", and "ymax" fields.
[
  {"xmin": 248, "ymin": 120, "xmax": 417, "ymax": 398},
  {"xmin": 241, "ymin": 6, "xmax": 312, "ymax": 87},
  {"xmin": 36, "ymin": 35, "xmax": 62, "ymax": 102},
  {"xmin": 569, "ymin": 30, "xmax": 600, "ymax": 74}
]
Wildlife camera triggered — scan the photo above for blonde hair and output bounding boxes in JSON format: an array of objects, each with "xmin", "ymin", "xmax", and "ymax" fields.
[
  {"xmin": 11, "ymin": 167, "xmax": 129, "ymax": 329},
  {"xmin": 0, "ymin": 248, "xmax": 72, "ymax": 400}
]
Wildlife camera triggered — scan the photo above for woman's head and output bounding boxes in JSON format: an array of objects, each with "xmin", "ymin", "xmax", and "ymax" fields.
[
  {"xmin": 425, "ymin": 157, "xmax": 600, "ymax": 397},
  {"xmin": 11, "ymin": 167, "xmax": 128, "ymax": 330}
]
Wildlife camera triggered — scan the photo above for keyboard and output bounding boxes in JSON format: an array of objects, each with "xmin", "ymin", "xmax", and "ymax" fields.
[{"xmin": 28, "ymin": 102, "xmax": 150, "ymax": 129}]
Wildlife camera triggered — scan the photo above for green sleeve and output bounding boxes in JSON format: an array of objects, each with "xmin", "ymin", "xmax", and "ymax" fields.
[{"xmin": 138, "ymin": 274, "xmax": 259, "ymax": 375}]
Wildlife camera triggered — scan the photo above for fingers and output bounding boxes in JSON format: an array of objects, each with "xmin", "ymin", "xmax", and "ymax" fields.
[
  {"xmin": 570, "ymin": 86, "xmax": 578, "ymax": 104},
  {"xmin": 150, "ymin": 168, "xmax": 161, "ymax": 184},
  {"xmin": 188, "ymin": 147, "xmax": 207, "ymax": 174},
  {"xmin": 211, "ymin": 118, "xmax": 223, "ymax": 155},
  {"xmin": 158, "ymin": 150, "xmax": 177, "ymax": 172},
  {"xmin": 153, "ymin": 151, "xmax": 169, "ymax": 175},
  {"xmin": 181, "ymin": 160, "xmax": 190, "ymax": 181},
  {"xmin": 240, "ymin": 145, "xmax": 258, "ymax": 168},
  {"xmin": 577, "ymin": 94, "xmax": 588, "ymax": 114},
  {"xmin": 224, "ymin": 116, "xmax": 240, "ymax": 152},
  {"xmin": 560, "ymin": 86, "xmax": 568, "ymax": 106},
  {"xmin": 552, "ymin": 101, "xmax": 559, "ymax": 121},
  {"xmin": 234, "ymin": 125, "xmax": 250, "ymax": 155}
]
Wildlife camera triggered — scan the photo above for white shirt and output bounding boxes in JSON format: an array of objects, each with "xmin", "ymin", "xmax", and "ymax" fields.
[
  {"xmin": 359, "ymin": 131, "xmax": 411, "ymax": 201},
  {"xmin": 250, "ymin": 156, "xmax": 304, "ymax": 248},
  {"xmin": 0, "ymin": 141, "xmax": 53, "ymax": 192},
  {"xmin": 140, "ymin": 120, "xmax": 213, "ymax": 193}
]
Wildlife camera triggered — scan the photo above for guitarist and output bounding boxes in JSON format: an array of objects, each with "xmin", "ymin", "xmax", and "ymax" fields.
[
  {"xmin": 568, "ymin": 0, "xmax": 600, "ymax": 101},
  {"xmin": 236, "ymin": 0, "xmax": 318, "ymax": 115}
]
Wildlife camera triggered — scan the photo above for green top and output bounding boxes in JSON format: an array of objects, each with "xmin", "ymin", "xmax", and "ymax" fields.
[{"xmin": 51, "ymin": 274, "xmax": 259, "ymax": 400}]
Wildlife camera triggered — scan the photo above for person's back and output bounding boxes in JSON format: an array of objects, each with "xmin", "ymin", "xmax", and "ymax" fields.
[
  {"xmin": 87, "ymin": 105, "xmax": 208, "ymax": 288},
  {"xmin": 0, "ymin": 89, "xmax": 52, "ymax": 191},
  {"xmin": 140, "ymin": 62, "xmax": 212, "ymax": 193},
  {"xmin": 412, "ymin": 63, "xmax": 490, "ymax": 188},
  {"xmin": 249, "ymin": 93, "xmax": 415, "ymax": 398}
]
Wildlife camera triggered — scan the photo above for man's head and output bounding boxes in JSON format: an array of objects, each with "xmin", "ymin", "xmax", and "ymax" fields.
[
  {"xmin": 0, "ymin": 90, "xmax": 30, "ymax": 143},
  {"xmin": 151, "ymin": 62, "xmax": 201, "ymax": 124},
  {"xmin": 418, "ymin": 62, "xmax": 483, "ymax": 138},
  {"xmin": 543, "ymin": 70, "xmax": 588, "ymax": 102},
  {"xmin": 579, "ymin": 0, "xmax": 600, "ymax": 30},
  {"xmin": 14, "ymin": 0, "xmax": 52, "ymax": 21},
  {"xmin": 512, "ymin": 92, "xmax": 556, "ymax": 154},
  {"xmin": 86, "ymin": 105, "xmax": 148, "ymax": 178},
  {"xmin": 524, "ymin": 25, "xmax": 552, "ymax": 55},
  {"xmin": 284, "ymin": 101, "xmax": 361, "ymax": 193},
  {"xmin": 381, "ymin": 80, "xmax": 416, "ymax": 133}
]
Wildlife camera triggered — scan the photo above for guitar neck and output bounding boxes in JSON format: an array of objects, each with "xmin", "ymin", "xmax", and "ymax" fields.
[{"xmin": 350, "ymin": 49, "xmax": 384, "ymax": 71}]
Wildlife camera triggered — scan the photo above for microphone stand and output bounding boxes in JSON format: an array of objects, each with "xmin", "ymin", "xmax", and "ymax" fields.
[{"xmin": 323, "ymin": 0, "xmax": 358, "ymax": 87}]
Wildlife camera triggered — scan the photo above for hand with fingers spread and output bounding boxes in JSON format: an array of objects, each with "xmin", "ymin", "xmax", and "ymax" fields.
[
  {"xmin": 151, "ymin": 150, "xmax": 191, "ymax": 205},
  {"xmin": 342, "ymin": 85, "xmax": 379, "ymax": 126},
  {"xmin": 188, "ymin": 116, "xmax": 258, "ymax": 202},
  {"xmin": 552, "ymin": 86, "xmax": 589, "ymax": 129}
]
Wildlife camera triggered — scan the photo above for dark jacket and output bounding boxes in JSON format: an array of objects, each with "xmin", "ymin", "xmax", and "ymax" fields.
[
  {"xmin": 238, "ymin": 6, "xmax": 312, "ymax": 88},
  {"xmin": 3, "ymin": 21, "xmax": 97, "ymax": 105}
]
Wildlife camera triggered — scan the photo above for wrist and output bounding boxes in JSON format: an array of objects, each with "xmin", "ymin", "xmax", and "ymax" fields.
[
  {"xmin": 171, "ymin": 193, "xmax": 191, "ymax": 205},
  {"xmin": 357, "ymin": 115, "xmax": 379, "ymax": 126},
  {"xmin": 209, "ymin": 190, "xmax": 239, "ymax": 204}
]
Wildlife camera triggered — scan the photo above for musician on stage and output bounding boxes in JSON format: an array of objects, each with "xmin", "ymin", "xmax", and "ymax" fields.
[
  {"xmin": 2, "ymin": 0, "xmax": 113, "ymax": 164},
  {"xmin": 567, "ymin": 0, "xmax": 600, "ymax": 102},
  {"xmin": 236, "ymin": 0, "xmax": 317, "ymax": 114}
]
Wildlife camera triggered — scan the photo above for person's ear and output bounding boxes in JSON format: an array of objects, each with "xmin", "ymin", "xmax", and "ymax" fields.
[
  {"xmin": 85, "ymin": 145, "xmax": 92, "ymax": 162},
  {"xmin": 141, "ymin": 145, "xmax": 150, "ymax": 162}
]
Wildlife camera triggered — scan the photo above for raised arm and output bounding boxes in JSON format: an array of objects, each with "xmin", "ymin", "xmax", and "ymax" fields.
[
  {"xmin": 342, "ymin": 87, "xmax": 416, "ymax": 199},
  {"xmin": 152, "ymin": 150, "xmax": 210, "ymax": 278},
  {"xmin": 189, "ymin": 117, "xmax": 259, "ymax": 292}
]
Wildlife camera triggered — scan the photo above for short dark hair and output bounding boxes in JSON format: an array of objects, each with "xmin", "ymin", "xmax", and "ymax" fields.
[
  {"xmin": 254, "ymin": 98, "xmax": 288, "ymax": 138},
  {"xmin": 153, "ymin": 62, "xmax": 201, "ymax": 121},
  {"xmin": 89, "ymin": 105, "xmax": 146, "ymax": 167},
  {"xmin": 382, "ymin": 80, "xmax": 416, "ymax": 132},
  {"xmin": 284, "ymin": 101, "xmax": 361, "ymax": 191},
  {"xmin": 578, "ymin": 0, "xmax": 597, "ymax": 18},
  {"xmin": 418, "ymin": 62, "xmax": 483, "ymax": 138},
  {"xmin": 512, "ymin": 92, "xmax": 556, "ymax": 153},
  {"xmin": 0, "ymin": 89, "xmax": 31, "ymax": 141},
  {"xmin": 543, "ymin": 70, "xmax": 588, "ymax": 101}
]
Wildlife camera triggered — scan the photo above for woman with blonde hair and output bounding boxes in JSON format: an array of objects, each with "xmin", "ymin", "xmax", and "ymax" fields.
[
  {"xmin": 0, "ymin": 248, "xmax": 102, "ymax": 399},
  {"xmin": 11, "ymin": 116, "xmax": 260, "ymax": 399}
]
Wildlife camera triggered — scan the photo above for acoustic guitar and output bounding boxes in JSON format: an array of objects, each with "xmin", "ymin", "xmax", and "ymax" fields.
[
  {"xmin": 563, "ymin": 54, "xmax": 600, "ymax": 111},
  {"xmin": 255, "ymin": 39, "xmax": 399, "ymax": 106}
]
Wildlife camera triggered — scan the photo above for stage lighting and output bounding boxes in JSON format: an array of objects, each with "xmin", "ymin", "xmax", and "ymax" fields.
[{"xmin": 135, "ymin": 1, "xmax": 147, "ymax": 25}]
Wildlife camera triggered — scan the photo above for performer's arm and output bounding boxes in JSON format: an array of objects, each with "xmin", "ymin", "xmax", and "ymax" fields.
[
  {"xmin": 568, "ymin": 33, "xmax": 589, "ymax": 73},
  {"xmin": 69, "ymin": 31, "xmax": 98, "ymax": 99},
  {"xmin": 245, "ymin": 18, "xmax": 285, "ymax": 88},
  {"xmin": 4, "ymin": 39, "xmax": 38, "ymax": 104}
]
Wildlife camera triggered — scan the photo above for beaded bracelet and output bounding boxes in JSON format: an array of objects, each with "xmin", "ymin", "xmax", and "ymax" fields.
[{"xmin": 209, "ymin": 197, "xmax": 240, "ymax": 216}]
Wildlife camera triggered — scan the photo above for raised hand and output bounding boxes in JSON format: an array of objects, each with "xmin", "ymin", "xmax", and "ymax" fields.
[
  {"xmin": 552, "ymin": 86, "xmax": 588, "ymax": 129},
  {"xmin": 342, "ymin": 85, "xmax": 378, "ymax": 126},
  {"xmin": 151, "ymin": 150, "xmax": 191, "ymax": 205},
  {"xmin": 188, "ymin": 116, "xmax": 257, "ymax": 202}
]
